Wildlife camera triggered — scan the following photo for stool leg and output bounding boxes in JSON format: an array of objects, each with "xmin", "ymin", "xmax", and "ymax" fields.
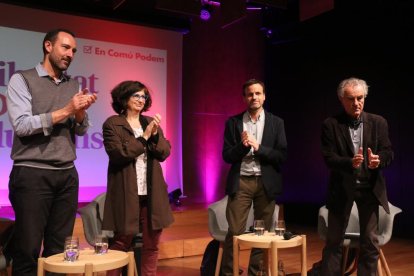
[
  {"xmin": 85, "ymin": 263, "xmax": 93, "ymax": 276},
  {"xmin": 301, "ymin": 235, "xmax": 307, "ymax": 276},
  {"xmin": 127, "ymin": 251, "xmax": 136, "ymax": 276},
  {"xmin": 215, "ymin": 242, "xmax": 223, "ymax": 276},
  {"xmin": 271, "ymin": 241, "xmax": 278, "ymax": 276},
  {"xmin": 233, "ymin": 236, "xmax": 239, "ymax": 276},
  {"xmin": 37, "ymin": 257, "xmax": 45, "ymax": 276}
]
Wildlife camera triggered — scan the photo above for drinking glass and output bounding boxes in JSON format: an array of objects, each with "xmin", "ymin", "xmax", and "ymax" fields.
[
  {"xmin": 253, "ymin": 220, "xmax": 265, "ymax": 236},
  {"xmin": 275, "ymin": 220, "xmax": 286, "ymax": 236},
  {"xmin": 63, "ymin": 236, "xmax": 79, "ymax": 262},
  {"xmin": 94, "ymin": 235, "xmax": 109, "ymax": 255}
]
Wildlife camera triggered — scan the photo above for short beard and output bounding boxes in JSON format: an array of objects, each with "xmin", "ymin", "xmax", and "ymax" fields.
[
  {"xmin": 248, "ymin": 105, "xmax": 262, "ymax": 113},
  {"xmin": 49, "ymin": 55, "xmax": 69, "ymax": 72}
]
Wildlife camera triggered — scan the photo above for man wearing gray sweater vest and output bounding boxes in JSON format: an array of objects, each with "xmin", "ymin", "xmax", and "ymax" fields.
[{"xmin": 6, "ymin": 29, "xmax": 97, "ymax": 276}]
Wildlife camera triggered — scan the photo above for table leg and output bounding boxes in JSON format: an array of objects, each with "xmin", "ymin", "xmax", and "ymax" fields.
[
  {"xmin": 37, "ymin": 257, "xmax": 45, "ymax": 276},
  {"xmin": 271, "ymin": 241, "xmax": 278, "ymax": 276},
  {"xmin": 127, "ymin": 251, "xmax": 136, "ymax": 276},
  {"xmin": 85, "ymin": 263, "xmax": 93, "ymax": 276},
  {"xmin": 233, "ymin": 236, "xmax": 239, "ymax": 276},
  {"xmin": 263, "ymin": 249, "xmax": 270, "ymax": 276},
  {"xmin": 301, "ymin": 235, "xmax": 307, "ymax": 276}
]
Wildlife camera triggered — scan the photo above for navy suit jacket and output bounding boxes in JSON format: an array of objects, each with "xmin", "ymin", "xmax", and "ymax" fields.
[
  {"xmin": 321, "ymin": 112, "xmax": 394, "ymax": 213},
  {"xmin": 222, "ymin": 110, "xmax": 287, "ymax": 199}
]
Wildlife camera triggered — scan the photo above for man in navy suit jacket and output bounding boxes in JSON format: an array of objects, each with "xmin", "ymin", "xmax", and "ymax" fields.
[
  {"xmin": 220, "ymin": 79, "xmax": 287, "ymax": 275},
  {"xmin": 320, "ymin": 77, "xmax": 394, "ymax": 276}
]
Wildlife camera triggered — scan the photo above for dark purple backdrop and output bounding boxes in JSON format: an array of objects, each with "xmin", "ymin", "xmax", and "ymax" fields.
[{"xmin": 182, "ymin": 1, "xmax": 414, "ymax": 239}]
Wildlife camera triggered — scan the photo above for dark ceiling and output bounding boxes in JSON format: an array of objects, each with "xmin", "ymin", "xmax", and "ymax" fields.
[
  {"xmin": 3, "ymin": 0, "xmax": 412, "ymax": 48},
  {"xmin": 0, "ymin": 0, "xmax": 296, "ymax": 34},
  {"xmin": 0, "ymin": 0, "xmax": 197, "ymax": 32}
]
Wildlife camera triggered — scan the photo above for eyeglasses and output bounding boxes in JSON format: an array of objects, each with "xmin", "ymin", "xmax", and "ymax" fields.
[{"xmin": 131, "ymin": 93, "xmax": 148, "ymax": 101}]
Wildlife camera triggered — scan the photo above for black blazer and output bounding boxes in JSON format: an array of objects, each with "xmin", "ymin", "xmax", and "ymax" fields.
[
  {"xmin": 321, "ymin": 112, "xmax": 394, "ymax": 213},
  {"xmin": 222, "ymin": 110, "xmax": 287, "ymax": 199}
]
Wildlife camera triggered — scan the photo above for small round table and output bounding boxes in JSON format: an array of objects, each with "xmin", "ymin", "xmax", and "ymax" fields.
[
  {"xmin": 37, "ymin": 249, "xmax": 136, "ymax": 276},
  {"xmin": 233, "ymin": 232, "xmax": 307, "ymax": 276}
]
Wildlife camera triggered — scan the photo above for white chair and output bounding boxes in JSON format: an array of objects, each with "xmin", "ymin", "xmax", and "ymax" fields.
[
  {"xmin": 318, "ymin": 202, "xmax": 402, "ymax": 276},
  {"xmin": 207, "ymin": 195, "xmax": 279, "ymax": 276},
  {"xmin": 77, "ymin": 193, "xmax": 140, "ymax": 275},
  {"xmin": 77, "ymin": 192, "xmax": 110, "ymax": 246}
]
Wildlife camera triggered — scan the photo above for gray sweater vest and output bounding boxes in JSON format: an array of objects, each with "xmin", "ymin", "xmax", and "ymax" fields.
[{"xmin": 11, "ymin": 68, "xmax": 80, "ymax": 169}]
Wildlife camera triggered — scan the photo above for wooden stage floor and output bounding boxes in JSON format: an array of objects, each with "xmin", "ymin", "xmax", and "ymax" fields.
[
  {"xmin": 157, "ymin": 228, "xmax": 414, "ymax": 276},
  {"xmin": 75, "ymin": 201, "xmax": 414, "ymax": 276},
  {"xmin": 2, "ymin": 201, "xmax": 414, "ymax": 275}
]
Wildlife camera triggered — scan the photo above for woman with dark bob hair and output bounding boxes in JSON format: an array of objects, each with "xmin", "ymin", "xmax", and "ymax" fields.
[{"xmin": 102, "ymin": 80, "xmax": 174, "ymax": 276}]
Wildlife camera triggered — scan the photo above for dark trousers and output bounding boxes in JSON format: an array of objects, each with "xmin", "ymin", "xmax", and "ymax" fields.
[
  {"xmin": 221, "ymin": 176, "xmax": 275, "ymax": 276},
  {"xmin": 8, "ymin": 166, "xmax": 79, "ymax": 276},
  {"xmin": 107, "ymin": 196, "xmax": 162, "ymax": 276},
  {"xmin": 321, "ymin": 189, "xmax": 380, "ymax": 276}
]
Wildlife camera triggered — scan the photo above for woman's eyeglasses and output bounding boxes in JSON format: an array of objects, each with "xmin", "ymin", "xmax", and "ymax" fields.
[{"xmin": 131, "ymin": 93, "xmax": 148, "ymax": 101}]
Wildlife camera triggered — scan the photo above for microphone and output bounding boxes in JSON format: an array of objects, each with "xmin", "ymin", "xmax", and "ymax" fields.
[{"xmin": 283, "ymin": 231, "xmax": 298, "ymax": 240}]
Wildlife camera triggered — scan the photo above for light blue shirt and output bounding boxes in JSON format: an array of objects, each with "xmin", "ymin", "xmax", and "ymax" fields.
[
  {"xmin": 240, "ymin": 109, "xmax": 265, "ymax": 176},
  {"xmin": 349, "ymin": 122, "xmax": 363, "ymax": 154},
  {"xmin": 7, "ymin": 63, "xmax": 89, "ymax": 138}
]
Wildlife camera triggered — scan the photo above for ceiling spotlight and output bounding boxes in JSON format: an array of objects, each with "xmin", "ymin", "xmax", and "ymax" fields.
[
  {"xmin": 200, "ymin": 6, "xmax": 211, "ymax": 21},
  {"xmin": 199, "ymin": 0, "xmax": 220, "ymax": 21},
  {"xmin": 260, "ymin": 27, "xmax": 274, "ymax": 39},
  {"xmin": 265, "ymin": 29, "xmax": 273, "ymax": 38}
]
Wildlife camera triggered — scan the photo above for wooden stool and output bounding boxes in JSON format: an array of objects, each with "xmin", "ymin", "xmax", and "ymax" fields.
[
  {"xmin": 233, "ymin": 232, "xmax": 307, "ymax": 276},
  {"xmin": 37, "ymin": 249, "xmax": 136, "ymax": 276}
]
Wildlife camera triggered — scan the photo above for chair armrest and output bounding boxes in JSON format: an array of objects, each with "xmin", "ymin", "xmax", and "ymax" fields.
[
  {"xmin": 378, "ymin": 204, "xmax": 402, "ymax": 245},
  {"xmin": 317, "ymin": 206, "xmax": 329, "ymax": 241},
  {"xmin": 77, "ymin": 202, "xmax": 100, "ymax": 246}
]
